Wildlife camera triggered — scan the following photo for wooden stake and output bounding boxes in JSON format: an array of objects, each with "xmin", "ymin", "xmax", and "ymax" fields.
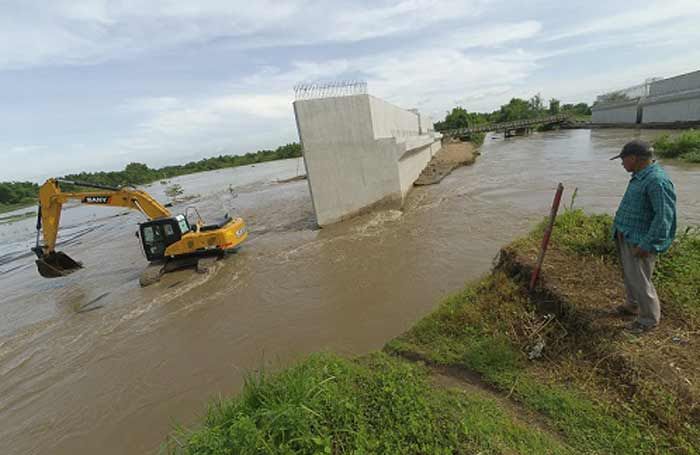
[{"xmin": 530, "ymin": 183, "xmax": 564, "ymax": 291}]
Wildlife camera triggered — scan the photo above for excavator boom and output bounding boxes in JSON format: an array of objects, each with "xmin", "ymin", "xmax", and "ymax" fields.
[
  {"xmin": 31, "ymin": 178, "xmax": 248, "ymax": 284},
  {"xmin": 33, "ymin": 178, "xmax": 172, "ymax": 278}
]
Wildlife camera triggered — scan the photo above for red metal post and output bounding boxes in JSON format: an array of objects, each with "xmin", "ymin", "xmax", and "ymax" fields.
[{"xmin": 529, "ymin": 183, "xmax": 564, "ymax": 291}]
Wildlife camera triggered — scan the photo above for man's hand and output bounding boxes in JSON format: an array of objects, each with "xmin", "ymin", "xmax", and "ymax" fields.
[{"xmin": 632, "ymin": 246, "xmax": 651, "ymax": 258}]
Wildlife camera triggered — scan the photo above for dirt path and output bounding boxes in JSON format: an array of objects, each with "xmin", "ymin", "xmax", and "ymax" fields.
[
  {"xmin": 393, "ymin": 350, "xmax": 570, "ymax": 446},
  {"xmin": 414, "ymin": 140, "xmax": 477, "ymax": 186}
]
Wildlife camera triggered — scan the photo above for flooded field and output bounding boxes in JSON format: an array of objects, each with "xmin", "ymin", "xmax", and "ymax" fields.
[{"xmin": 1, "ymin": 129, "xmax": 699, "ymax": 454}]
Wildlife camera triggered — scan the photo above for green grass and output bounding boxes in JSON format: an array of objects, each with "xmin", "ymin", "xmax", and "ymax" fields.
[
  {"xmin": 523, "ymin": 208, "xmax": 700, "ymax": 321},
  {"xmin": 653, "ymin": 130, "xmax": 700, "ymax": 163},
  {"xmin": 464, "ymin": 132, "xmax": 486, "ymax": 147},
  {"xmin": 388, "ymin": 210, "xmax": 700, "ymax": 453},
  {"xmin": 166, "ymin": 352, "xmax": 567, "ymax": 454},
  {"xmin": 524, "ymin": 208, "xmax": 616, "ymax": 259},
  {"xmin": 387, "ymin": 273, "xmax": 671, "ymax": 454},
  {"xmin": 655, "ymin": 227, "xmax": 700, "ymax": 321},
  {"xmin": 0, "ymin": 200, "xmax": 35, "ymax": 215}
]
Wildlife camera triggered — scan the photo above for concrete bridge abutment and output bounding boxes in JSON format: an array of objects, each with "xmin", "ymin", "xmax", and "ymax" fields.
[{"xmin": 293, "ymin": 94, "xmax": 441, "ymax": 227}]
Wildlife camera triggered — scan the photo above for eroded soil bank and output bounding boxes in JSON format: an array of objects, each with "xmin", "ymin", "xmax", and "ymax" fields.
[
  {"xmin": 169, "ymin": 210, "xmax": 700, "ymax": 454},
  {"xmin": 414, "ymin": 138, "xmax": 478, "ymax": 185}
]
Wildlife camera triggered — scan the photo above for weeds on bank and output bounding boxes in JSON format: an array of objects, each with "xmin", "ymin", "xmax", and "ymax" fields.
[
  {"xmin": 515, "ymin": 208, "xmax": 616, "ymax": 260},
  {"xmin": 166, "ymin": 352, "xmax": 566, "ymax": 454},
  {"xmin": 527, "ymin": 209, "xmax": 700, "ymax": 322},
  {"xmin": 653, "ymin": 130, "xmax": 700, "ymax": 163},
  {"xmin": 656, "ymin": 227, "xmax": 700, "ymax": 322},
  {"xmin": 462, "ymin": 132, "xmax": 486, "ymax": 147},
  {"xmin": 387, "ymin": 273, "xmax": 671, "ymax": 453},
  {"xmin": 389, "ymin": 210, "xmax": 700, "ymax": 453}
]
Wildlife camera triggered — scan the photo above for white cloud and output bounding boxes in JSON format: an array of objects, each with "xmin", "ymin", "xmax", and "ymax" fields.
[
  {"xmin": 0, "ymin": 0, "xmax": 494, "ymax": 70},
  {"xmin": 119, "ymin": 97, "xmax": 182, "ymax": 113},
  {"xmin": 112, "ymin": 21, "xmax": 540, "ymax": 158},
  {"xmin": 445, "ymin": 21, "xmax": 542, "ymax": 49},
  {"xmin": 328, "ymin": 0, "xmax": 490, "ymax": 41},
  {"xmin": 0, "ymin": 0, "xmax": 300, "ymax": 69},
  {"xmin": 545, "ymin": 0, "xmax": 700, "ymax": 41}
]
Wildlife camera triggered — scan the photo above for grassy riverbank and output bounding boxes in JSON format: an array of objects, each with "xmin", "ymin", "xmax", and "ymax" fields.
[
  {"xmin": 0, "ymin": 143, "xmax": 302, "ymax": 212},
  {"xmin": 0, "ymin": 209, "xmax": 35, "ymax": 224},
  {"xmin": 653, "ymin": 129, "xmax": 700, "ymax": 163},
  {"xmin": 0, "ymin": 201, "xmax": 36, "ymax": 215},
  {"xmin": 167, "ymin": 210, "xmax": 700, "ymax": 454}
]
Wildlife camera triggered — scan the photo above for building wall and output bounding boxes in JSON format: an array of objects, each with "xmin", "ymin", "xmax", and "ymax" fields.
[
  {"xmin": 591, "ymin": 100, "xmax": 640, "ymax": 124},
  {"xmin": 642, "ymin": 93, "xmax": 700, "ymax": 123},
  {"xmin": 649, "ymin": 70, "xmax": 700, "ymax": 96},
  {"xmin": 592, "ymin": 69, "xmax": 700, "ymax": 125},
  {"xmin": 294, "ymin": 94, "xmax": 441, "ymax": 226},
  {"xmin": 642, "ymin": 69, "xmax": 700, "ymax": 123}
]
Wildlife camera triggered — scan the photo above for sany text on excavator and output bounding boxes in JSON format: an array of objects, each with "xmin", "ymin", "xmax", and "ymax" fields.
[{"xmin": 32, "ymin": 178, "xmax": 248, "ymax": 286}]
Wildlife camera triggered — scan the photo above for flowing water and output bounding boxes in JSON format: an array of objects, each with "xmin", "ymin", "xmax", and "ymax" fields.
[{"xmin": 1, "ymin": 129, "xmax": 699, "ymax": 454}]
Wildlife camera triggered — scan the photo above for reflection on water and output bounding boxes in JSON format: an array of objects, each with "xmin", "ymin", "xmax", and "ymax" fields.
[{"xmin": 1, "ymin": 130, "xmax": 699, "ymax": 454}]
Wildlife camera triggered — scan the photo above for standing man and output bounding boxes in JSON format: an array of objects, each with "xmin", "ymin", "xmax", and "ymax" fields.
[{"xmin": 611, "ymin": 140, "xmax": 677, "ymax": 334}]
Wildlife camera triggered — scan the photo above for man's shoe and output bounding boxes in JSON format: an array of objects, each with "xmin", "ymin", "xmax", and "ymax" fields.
[
  {"xmin": 615, "ymin": 304, "xmax": 638, "ymax": 316},
  {"xmin": 624, "ymin": 321, "xmax": 656, "ymax": 335}
]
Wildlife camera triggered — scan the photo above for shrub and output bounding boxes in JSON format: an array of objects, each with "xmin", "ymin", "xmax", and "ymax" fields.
[{"xmin": 653, "ymin": 130, "xmax": 700, "ymax": 162}]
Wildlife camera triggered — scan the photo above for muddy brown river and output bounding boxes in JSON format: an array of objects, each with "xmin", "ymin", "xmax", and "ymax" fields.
[{"xmin": 1, "ymin": 129, "xmax": 699, "ymax": 454}]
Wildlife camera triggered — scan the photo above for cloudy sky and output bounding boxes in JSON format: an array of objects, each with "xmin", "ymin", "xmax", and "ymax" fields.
[{"xmin": 2, "ymin": 0, "xmax": 700, "ymax": 181}]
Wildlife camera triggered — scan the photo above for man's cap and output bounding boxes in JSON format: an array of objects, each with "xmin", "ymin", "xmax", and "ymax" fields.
[{"xmin": 610, "ymin": 140, "xmax": 653, "ymax": 160}]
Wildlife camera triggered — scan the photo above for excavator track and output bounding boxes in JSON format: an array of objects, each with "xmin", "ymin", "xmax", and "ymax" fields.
[{"xmin": 139, "ymin": 263, "xmax": 165, "ymax": 287}]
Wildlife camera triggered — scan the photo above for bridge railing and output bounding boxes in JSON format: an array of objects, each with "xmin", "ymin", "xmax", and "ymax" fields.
[{"xmin": 441, "ymin": 114, "xmax": 571, "ymax": 137}]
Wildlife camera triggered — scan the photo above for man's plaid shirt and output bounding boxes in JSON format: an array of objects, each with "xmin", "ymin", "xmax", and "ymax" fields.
[{"xmin": 613, "ymin": 162, "xmax": 677, "ymax": 253}]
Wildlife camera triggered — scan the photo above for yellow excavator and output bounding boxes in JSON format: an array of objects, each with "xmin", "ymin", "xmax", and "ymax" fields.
[{"xmin": 32, "ymin": 178, "xmax": 248, "ymax": 286}]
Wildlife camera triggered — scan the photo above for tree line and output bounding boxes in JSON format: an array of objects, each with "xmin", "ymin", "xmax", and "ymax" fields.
[
  {"xmin": 434, "ymin": 94, "xmax": 592, "ymax": 132},
  {"xmin": 0, "ymin": 142, "xmax": 302, "ymax": 207}
]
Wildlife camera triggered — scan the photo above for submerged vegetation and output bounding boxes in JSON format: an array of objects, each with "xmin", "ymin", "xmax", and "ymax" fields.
[
  {"xmin": 168, "ymin": 210, "xmax": 700, "ymax": 454},
  {"xmin": 0, "ymin": 143, "xmax": 302, "ymax": 213},
  {"xmin": 653, "ymin": 129, "xmax": 700, "ymax": 163}
]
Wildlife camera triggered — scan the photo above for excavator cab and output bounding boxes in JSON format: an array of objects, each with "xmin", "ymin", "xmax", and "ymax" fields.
[{"xmin": 138, "ymin": 215, "xmax": 189, "ymax": 261}]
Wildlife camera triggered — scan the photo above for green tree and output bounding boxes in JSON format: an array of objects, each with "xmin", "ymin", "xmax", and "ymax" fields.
[
  {"xmin": 495, "ymin": 98, "xmax": 533, "ymax": 122},
  {"xmin": 529, "ymin": 93, "xmax": 544, "ymax": 112},
  {"xmin": 573, "ymin": 102, "xmax": 592, "ymax": 115},
  {"xmin": 0, "ymin": 184, "xmax": 17, "ymax": 203},
  {"xmin": 436, "ymin": 107, "xmax": 470, "ymax": 131},
  {"xmin": 549, "ymin": 98, "xmax": 561, "ymax": 114}
]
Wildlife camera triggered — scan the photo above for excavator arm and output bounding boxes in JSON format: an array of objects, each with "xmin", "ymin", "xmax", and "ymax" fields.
[{"xmin": 33, "ymin": 178, "xmax": 172, "ymax": 277}]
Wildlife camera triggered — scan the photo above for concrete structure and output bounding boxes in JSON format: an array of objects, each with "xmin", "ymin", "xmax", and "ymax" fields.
[
  {"xmin": 443, "ymin": 114, "xmax": 570, "ymax": 138},
  {"xmin": 293, "ymin": 94, "xmax": 441, "ymax": 226},
  {"xmin": 591, "ymin": 100, "xmax": 641, "ymax": 124},
  {"xmin": 642, "ymin": 70, "xmax": 700, "ymax": 123},
  {"xmin": 591, "ymin": 81, "xmax": 649, "ymax": 124},
  {"xmin": 591, "ymin": 69, "xmax": 700, "ymax": 125}
]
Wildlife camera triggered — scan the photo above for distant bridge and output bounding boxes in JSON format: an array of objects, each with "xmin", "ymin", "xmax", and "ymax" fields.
[{"xmin": 441, "ymin": 114, "xmax": 572, "ymax": 138}]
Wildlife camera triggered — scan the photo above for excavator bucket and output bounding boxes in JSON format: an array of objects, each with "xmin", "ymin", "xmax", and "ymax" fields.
[{"xmin": 36, "ymin": 252, "xmax": 83, "ymax": 278}]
